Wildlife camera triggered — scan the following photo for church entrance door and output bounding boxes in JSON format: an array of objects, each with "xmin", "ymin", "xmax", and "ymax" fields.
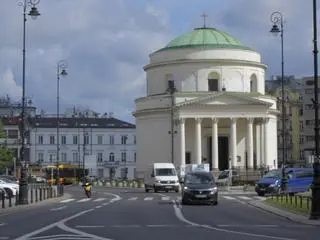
[{"xmin": 207, "ymin": 136, "xmax": 229, "ymax": 170}]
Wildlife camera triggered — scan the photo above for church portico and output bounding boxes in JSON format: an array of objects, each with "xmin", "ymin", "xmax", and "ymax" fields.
[{"xmin": 176, "ymin": 116, "xmax": 276, "ymax": 171}]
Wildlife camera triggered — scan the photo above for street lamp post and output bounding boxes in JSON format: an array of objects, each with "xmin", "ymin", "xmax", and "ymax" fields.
[
  {"xmin": 56, "ymin": 60, "xmax": 68, "ymax": 195},
  {"xmin": 18, "ymin": 0, "xmax": 40, "ymax": 205},
  {"xmin": 82, "ymin": 129, "xmax": 88, "ymax": 180},
  {"xmin": 167, "ymin": 80, "xmax": 177, "ymax": 164},
  {"xmin": 269, "ymin": 11, "xmax": 288, "ymax": 192},
  {"xmin": 310, "ymin": 0, "xmax": 320, "ymax": 220}
]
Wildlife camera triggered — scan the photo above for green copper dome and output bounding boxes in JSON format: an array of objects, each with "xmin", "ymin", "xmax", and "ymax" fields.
[{"xmin": 158, "ymin": 27, "xmax": 254, "ymax": 52}]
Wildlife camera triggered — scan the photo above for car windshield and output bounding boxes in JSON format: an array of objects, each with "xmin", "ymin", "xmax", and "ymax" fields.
[
  {"xmin": 263, "ymin": 170, "xmax": 282, "ymax": 178},
  {"xmin": 218, "ymin": 171, "xmax": 229, "ymax": 179},
  {"xmin": 185, "ymin": 173, "xmax": 214, "ymax": 185},
  {"xmin": 0, "ymin": 177, "xmax": 15, "ymax": 183},
  {"xmin": 155, "ymin": 168, "xmax": 176, "ymax": 176}
]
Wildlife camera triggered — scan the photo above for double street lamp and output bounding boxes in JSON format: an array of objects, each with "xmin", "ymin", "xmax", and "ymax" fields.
[
  {"xmin": 269, "ymin": 11, "xmax": 288, "ymax": 192},
  {"xmin": 310, "ymin": 0, "xmax": 320, "ymax": 220},
  {"xmin": 18, "ymin": 0, "xmax": 40, "ymax": 205},
  {"xmin": 56, "ymin": 60, "xmax": 68, "ymax": 191}
]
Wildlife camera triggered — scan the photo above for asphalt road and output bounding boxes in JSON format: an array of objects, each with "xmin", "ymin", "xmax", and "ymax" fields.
[{"xmin": 0, "ymin": 186, "xmax": 319, "ymax": 240}]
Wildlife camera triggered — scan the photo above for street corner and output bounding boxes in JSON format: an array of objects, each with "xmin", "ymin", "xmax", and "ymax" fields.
[{"xmin": 247, "ymin": 199, "xmax": 320, "ymax": 226}]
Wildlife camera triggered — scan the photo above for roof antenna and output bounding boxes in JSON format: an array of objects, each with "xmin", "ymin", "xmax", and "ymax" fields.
[{"xmin": 201, "ymin": 12, "xmax": 208, "ymax": 28}]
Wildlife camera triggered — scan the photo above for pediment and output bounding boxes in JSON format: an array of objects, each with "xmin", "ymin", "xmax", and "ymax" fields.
[{"xmin": 176, "ymin": 92, "xmax": 273, "ymax": 108}]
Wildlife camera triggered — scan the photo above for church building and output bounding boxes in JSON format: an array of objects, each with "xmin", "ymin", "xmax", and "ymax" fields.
[{"xmin": 133, "ymin": 25, "xmax": 279, "ymax": 178}]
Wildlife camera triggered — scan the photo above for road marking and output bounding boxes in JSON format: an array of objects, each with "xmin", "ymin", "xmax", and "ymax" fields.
[
  {"xmin": 93, "ymin": 198, "xmax": 106, "ymax": 202},
  {"xmin": 112, "ymin": 225, "xmax": 141, "ymax": 228},
  {"xmin": 95, "ymin": 206, "xmax": 102, "ymax": 209},
  {"xmin": 144, "ymin": 197, "xmax": 153, "ymax": 201},
  {"xmin": 172, "ymin": 200, "xmax": 295, "ymax": 240},
  {"xmin": 128, "ymin": 197, "xmax": 138, "ymax": 200},
  {"xmin": 254, "ymin": 196, "xmax": 266, "ymax": 200},
  {"xmin": 221, "ymin": 196, "xmax": 236, "ymax": 200},
  {"xmin": 0, "ymin": 237, "xmax": 9, "ymax": 240},
  {"xmin": 0, "ymin": 223, "xmax": 6, "ymax": 227},
  {"xmin": 217, "ymin": 224, "xmax": 279, "ymax": 228},
  {"xmin": 50, "ymin": 206, "xmax": 67, "ymax": 211},
  {"xmin": 76, "ymin": 225, "xmax": 104, "ymax": 228},
  {"xmin": 161, "ymin": 196, "xmax": 170, "ymax": 201},
  {"xmin": 77, "ymin": 198, "xmax": 91, "ymax": 202},
  {"xmin": 59, "ymin": 198, "xmax": 75, "ymax": 203},
  {"xmin": 146, "ymin": 224, "xmax": 176, "ymax": 227},
  {"xmin": 237, "ymin": 196, "xmax": 252, "ymax": 200}
]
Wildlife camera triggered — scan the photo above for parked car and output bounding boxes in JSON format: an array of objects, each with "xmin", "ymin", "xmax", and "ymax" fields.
[
  {"xmin": 255, "ymin": 168, "xmax": 313, "ymax": 196},
  {"xmin": 181, "ymin": 171, "xmax": 218, "ymax": 205},
  {"xmin": 0, "ymin": 179, "xmax": 19, "ymax": 197}
]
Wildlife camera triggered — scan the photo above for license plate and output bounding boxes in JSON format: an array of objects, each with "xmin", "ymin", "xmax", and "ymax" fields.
[
  {"xmin": 195, "ymin": 194, "xmax": 206, "ymax": 198},
  {"xmin": 165, "ymin": 186, "xmax": 172, "ymax": 189}
]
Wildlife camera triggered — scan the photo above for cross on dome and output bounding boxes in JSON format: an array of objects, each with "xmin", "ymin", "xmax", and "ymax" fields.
[{"xmin": 201, "ymin": 12, "xmax": 208, "ymax": 28}]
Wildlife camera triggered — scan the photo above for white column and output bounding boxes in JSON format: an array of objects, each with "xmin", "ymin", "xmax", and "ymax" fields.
[
  {"xmin": 255, "ymin": 123, "xmax": 261, "ymax": 168},
  {"xmin": 230, "ymin": 118, "xmax": 237, "ymax": 168},
  {"xmin": 264, "ymin": 118, "xmax": 269, "ymax": 169},
  {"xmin": 179, "ymin": 118, "xmax": 186, "ymax": 166},
  {"xmin": 260, "ymin": 120, "xmax": 265, "ymax": 166},
  {"xmin": 211, "ymin": 118, "xmax": 219, "ymax": 170},
  {"xmin": 195, "ymin": 118, "xmax": 202, "ymax": 164},
  {"xmin": 246, "ymin": 118, "xmax": 254, "ymax": 168}
]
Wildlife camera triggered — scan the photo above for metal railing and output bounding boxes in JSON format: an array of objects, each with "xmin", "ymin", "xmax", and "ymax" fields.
[{"xmin": 1, "ymin": 184, "xmax": 61, "ymax": 209}]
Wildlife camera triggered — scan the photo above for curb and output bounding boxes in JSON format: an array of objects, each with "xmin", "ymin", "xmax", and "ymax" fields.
[
  {"xmin": 247, "ymin": 200, "xmax": 320, "ymax": 226},
  {"xmin": 0, "ymin": 193, "xmax": 72, "ymax": 215}
]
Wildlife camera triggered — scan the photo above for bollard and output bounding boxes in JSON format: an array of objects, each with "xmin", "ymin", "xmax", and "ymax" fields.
[
  {"xmin": 1, "ymin": 192, "xmax": 4, "ymax": 208},
  {"xmin": 15, "ymin": 191, "xmax": 19, "ymax": 206},
  {"xmin": 40, "ymin": 187, "xmax": 42, "ymax": 201},
  {"xmin": 31, "ymin": 187, "xmax": 34, "ymax": 204},
  {"xmin": 9, "ymin": 195, "xmax": 12, "ymax": 207}
]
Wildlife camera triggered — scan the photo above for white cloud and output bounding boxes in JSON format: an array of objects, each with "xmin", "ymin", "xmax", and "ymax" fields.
[{"xmin": 0, "ymin": 69, "xmax": 22, "ymax": 99}]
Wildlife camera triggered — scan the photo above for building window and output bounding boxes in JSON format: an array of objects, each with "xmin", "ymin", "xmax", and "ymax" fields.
[
  {"xmin": 121, "ymin": 168, "xmax": 128, "ymax": 179},
  {"xmin": 121, "ymin": 135, "xmax": 128, "ymax": 145},
  {"xmin": 37, "ymin": 152, "xmax": 44, "ymax": 162},
  {"xmin": 109, "ymin": 135, "xmax": 114, "ymax": 145},
  {"xmin": 72, "ymin": 152, "xmax": 78, "ymax": 163},
  {"xmin": 7, "ymin": 130, "xmax": 18, "ymax": 139},
  {"xmin": 97, "ymin": 169, "xmax": 104, "ymax": 178},
  {"xmin": 133, "ymin": 135, "xmax": 136, "ymax": 144},
  {"xmin": 38, "ymin": 135, "xmax": 43, "ymax": 145},
  {"xmin": 208, "ymin": 79, "xmax": 218, "ymax": 91},
  {"xmin": 97, "ymin": 135, "xmax": 103, "ymax": 145},
  {"xmin": 73, "ymin": 136, "xmax": 78, "ymax": 145},
  {"xmin": 97, "ymin": 152, "xmax": 103, "ymax": 162},
  {"xmin": 61, "ymin": 135, "xmax": 67, "ymax": 145},
  {"xmin": 121, "ymin": 152, "xmax": 126, "ymax": 162},
  {"xmin": 61, "ymin": 152, "xmax": 67, "ymax": 162},
  {"xmin": 84, "ymin": 134, "xmax": 89, "ymax": 145},
  {"xmin": 109, "ymin": 152, "xmax": 115, "ymax": 162},
  {"xmin": 49, "ymin": 153, "xmax": 56, "ymax": 163},
  {"xmin": 50, "ymin": 136, "xmax": 55, "ymax": 145},
  {"xmin": 134, "ymin": 152, "xmax": 136, "ymax": 162}
]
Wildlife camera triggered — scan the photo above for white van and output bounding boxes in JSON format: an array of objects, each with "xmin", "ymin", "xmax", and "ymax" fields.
[{"xmin": 144, "ymin": 163, "xmax": 180, "ymax": 193}]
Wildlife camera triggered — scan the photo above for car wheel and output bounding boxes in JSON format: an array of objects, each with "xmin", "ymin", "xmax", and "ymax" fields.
[
  {"xmin": 257, "ymin": 192, "xmax": 265, "ymax": 197},
  {"xmin": 182, "ymin": 198, "xmax": 188, "ymax": 205},
  {"xmin": 212, "ymin": 201, "xmax": 218, "ymax": 206},
  {"xmin": 4, "ymin": 188, "xmax": 13, "ymax": 198},
  {"xmin": 175, "ymin": 188, "xmax": 179, "ymax": 193},
  {"xmin": 145, "ymin": 187, "xmax": 149, "ymax": 193}
]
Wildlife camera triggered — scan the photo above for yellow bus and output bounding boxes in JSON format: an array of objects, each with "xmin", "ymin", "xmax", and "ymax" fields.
[{"xmin": 44, "ymin": 164, "xmax": 88, "ymax": 185}]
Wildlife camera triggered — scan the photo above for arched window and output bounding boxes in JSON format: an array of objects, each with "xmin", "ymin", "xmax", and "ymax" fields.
[
  {"xmin": 165, "ymin": 73, "xmax": 175, "ymax": 90},
  {"xmin": 207, "ymin": 72, "xmax": 220, "ymax": 91},
  {"xmin": 250, "ymin": 74, "xmax": 258, "ymax": 92},
  {"xmin": 109, "ymin": 152, "xmax": 115, "ymax": 162}
]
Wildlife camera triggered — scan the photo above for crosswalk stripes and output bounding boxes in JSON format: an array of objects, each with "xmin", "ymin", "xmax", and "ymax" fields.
[{"xmin": 58, "ymin": 195, "xmax": 266, "ymax": 204}]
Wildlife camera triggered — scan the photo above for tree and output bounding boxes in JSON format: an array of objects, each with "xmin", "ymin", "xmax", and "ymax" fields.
[{"xmin": 0, "ymin": 120, "xmax": 14, "ymax": 169}]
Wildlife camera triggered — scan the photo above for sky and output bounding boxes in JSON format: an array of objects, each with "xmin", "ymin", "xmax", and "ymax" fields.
[{"xmin": 0, "ymin": 0, "xmax": 316, "ymax": 123}]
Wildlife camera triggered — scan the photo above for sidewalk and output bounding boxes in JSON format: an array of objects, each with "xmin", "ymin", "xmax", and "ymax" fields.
[
  {"xmin": 0, "ymin": 193, "xmax": 72, "ymax": 214},
  {"xmin": 248, "ymin": 200, "xmax": 320, "ymax": 226}
]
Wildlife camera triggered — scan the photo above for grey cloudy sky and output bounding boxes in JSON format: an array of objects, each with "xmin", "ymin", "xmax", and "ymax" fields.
[{"xmin": 0, "ymin": 0, "xmax": 315, "ymax": 123}]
